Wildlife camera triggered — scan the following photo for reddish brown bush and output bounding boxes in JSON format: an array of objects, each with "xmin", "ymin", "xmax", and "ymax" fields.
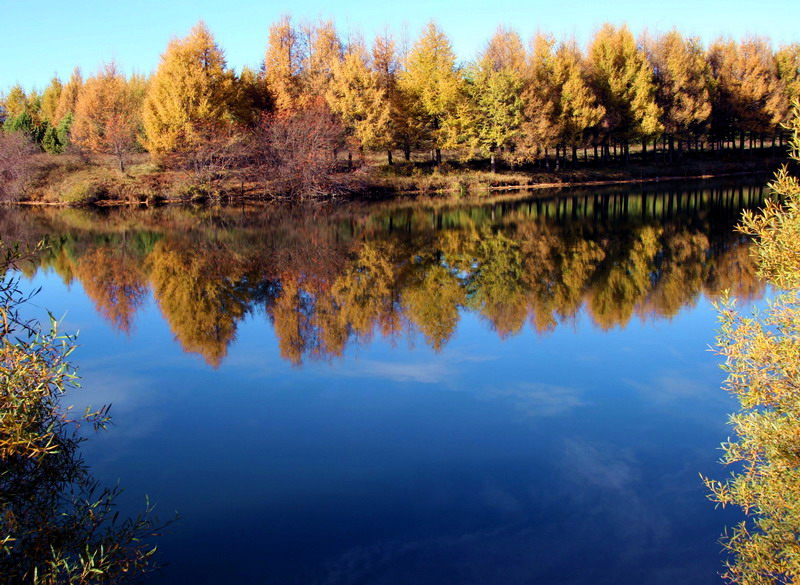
[
  {"xmin": 0, "ymin": 132, "xmax": 37, "ymax": 201},
  {"xmin": 251, "ymin": 103, "xmax": 352, "ymax": 198}
]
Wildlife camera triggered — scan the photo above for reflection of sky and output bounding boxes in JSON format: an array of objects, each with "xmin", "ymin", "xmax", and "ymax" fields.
[{"xmin": 20, "ymin": 268, "xmax": 748, "ymax": 585}]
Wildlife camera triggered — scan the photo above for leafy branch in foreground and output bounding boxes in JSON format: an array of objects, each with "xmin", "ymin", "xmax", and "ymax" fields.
[
  {"xmin": 705, "ymin": 101, "xmax": 800, "ymax": 584},
  {"xmin": 1, "ymin": 241, "xmax": 171, "ymax": 584}
]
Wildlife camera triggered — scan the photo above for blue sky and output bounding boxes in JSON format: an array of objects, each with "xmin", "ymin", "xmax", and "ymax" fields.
[{"xmin": 2, "ymin": 0, "xmax": 799, "ymax": 91}]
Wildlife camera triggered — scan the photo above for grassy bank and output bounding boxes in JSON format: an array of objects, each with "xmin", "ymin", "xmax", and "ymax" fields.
[{"xmin": 12, "ymin": 148, "xmax": 787, "ymax": 206}]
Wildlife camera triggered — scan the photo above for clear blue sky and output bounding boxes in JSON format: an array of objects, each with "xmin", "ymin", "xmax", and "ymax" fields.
[{"xmin": 2, "ymin": 0, "xmax": 799, "ymax": 91}]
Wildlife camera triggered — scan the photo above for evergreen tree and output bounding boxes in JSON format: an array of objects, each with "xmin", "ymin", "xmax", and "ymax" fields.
[{"xmin": 230, "ymin": 66, "xmax": 272, "ymax": 126}]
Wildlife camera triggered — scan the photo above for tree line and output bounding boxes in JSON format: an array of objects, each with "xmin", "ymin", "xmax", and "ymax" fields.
[{"xmin": 2, "ymin": 18, "xmax": 799, "ymax": 182}]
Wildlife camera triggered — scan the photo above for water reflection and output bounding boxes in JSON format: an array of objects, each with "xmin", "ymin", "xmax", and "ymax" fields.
[{"xmin": 2, "ymin": 180, "xmax": 766, "ymax": 367}]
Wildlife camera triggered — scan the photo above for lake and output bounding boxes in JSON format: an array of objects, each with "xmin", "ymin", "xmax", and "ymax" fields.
[{"xmin": 4, "ymin": 178, "xmax": 767, "ymax": 584}]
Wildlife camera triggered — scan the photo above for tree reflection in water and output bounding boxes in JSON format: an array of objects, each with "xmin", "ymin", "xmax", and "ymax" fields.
[{"xmin": 0, "ymin": 180, "xmax": 766, "ymax": 368}]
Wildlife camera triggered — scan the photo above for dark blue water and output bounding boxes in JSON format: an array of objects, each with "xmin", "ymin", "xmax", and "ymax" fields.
[{"xmin": 7, "ymin": 180, "xmax": 765, "ymax": 584}]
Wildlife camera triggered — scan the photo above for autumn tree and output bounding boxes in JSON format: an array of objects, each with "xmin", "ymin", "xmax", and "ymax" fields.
[
  {"xmin": 39, "ymin": 76, "xmax": 62, "ymax": 126},
  {"xmin": 0, "ymin": 131, "xmax": 36, "ymax": 201},
  {"xmin": 709, "ymin": 38, "xmax": 788, "ymax": 149},
  {"xmin": 264, "ymin": 15, "xmax": 303, "ymax": 112},
  {"xmin": 53, "ymin": 67, "xmax": 82, "ymax": 126},
  {"xmin": 520, "ymin": 33, "xmax": 561, "ymax": 163},
  {"xmin": 588, "ymin": 24, "xmax": 662, "ymax": 160},
  {"xmin": 251, "ymin": 101, "xmax": 347, "ymax": 198},
  {"xmin": 142, "ymin": 21, "xmax": 236, "ymax": 155},
  {"xmin": 649, "ymin": 30, "xmax": 712, "ymax": 156},
  {"xmin": 403, "ymin": 261, "xmax": 465, "ymax": 351},
  {"xmin": 299, "ymin": 19, "xmax": 342, "ymax": 102},
  {"xmin": 2, "ymin": 85, "xmax": 29, "ymax": 121},
  {"xmin": 399, "ymin": 21, "xmax": 463, "ymax": 164},
  {"xmin": 776, "ymin": 44, "xmax": 800, "ymax": 121},
  {"xmin": 372, "ymin": 31, "xmax": 416, "ymax": 162},
  {"xmin": 148, "ymin": 239, "xmax": 250, "ymax": 367},
  {"xmin": 463, "ymin": 28, "xmax": 525, "ymax": 172},
  {"xmin": 72, "ymin": 62, "xmax": 140, "ymax": 171},
  {"xmin": 553, "ymin": 40, "xmax": 606, "ymax": 163},
  {"xmin": 326, "ymin": 45, "xmax": 391, "ymax": 162}
]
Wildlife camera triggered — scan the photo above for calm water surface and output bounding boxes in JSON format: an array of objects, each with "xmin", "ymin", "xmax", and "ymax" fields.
[{"xmin": 5, "ymin": 179, "xmax": 767, "ymax": 584}]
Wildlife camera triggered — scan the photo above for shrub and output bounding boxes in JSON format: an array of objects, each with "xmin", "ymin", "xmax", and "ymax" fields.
[{"xmin": 0, "ymin": 241, "xmax": 168, "ymax": 583}]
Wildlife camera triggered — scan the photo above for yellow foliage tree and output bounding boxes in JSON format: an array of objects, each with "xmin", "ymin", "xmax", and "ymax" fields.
[
  {"xmin": 142, "ymin": 21, "xmax": 236, "ymax": 155},
  {"xmin": 588, "ymin": 24, "xmax": 662, "ymax": 155},
  {"xmin": 706, "ymin": 103, "xmax": 800, "ymax": 584},
  {"xmin": 264, "ymin": 15, "xmax": 303, "ymax": 112},
  {"xmin": 326, "ymin": 46, "xmax": 391, "ymax": 159},
  {"xmin": 399, "ymin": 21, "xmax": 463, "ymax": 164},
  {"xmin": 40, "ymin": 76, "xmax": 63, "ymax": 125},
  {"xmin": 71, "ymin": 62, "xmax": 141, "ymax": 171},
  {"xmin": 53, "ymin": 67, "xmax": 83, "ymax": 125}
]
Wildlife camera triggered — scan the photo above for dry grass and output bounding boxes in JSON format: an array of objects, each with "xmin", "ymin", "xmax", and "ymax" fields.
[{"xmin": 13, "ymin": 146, "xmax": 787, "ymax": 206}]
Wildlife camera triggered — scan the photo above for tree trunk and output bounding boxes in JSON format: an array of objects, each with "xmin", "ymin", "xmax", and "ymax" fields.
[
  {"xmin": 348, "ymin": 152, "xmax": 353, "ymax": 170},
  {"xmin": 572, "ymin": 145, "xmax": 578, "ymax": 164},
  {"xmin": 435, "ymin": 148, "xmax": 442, "ymax": 165},
  {"xmin": 387, "ymin": 150, "xmax": 393, "ymax": 165},
  {"xmin": 490, "ymin": 151, "xmax": 496, "ymax": 174},
  {"xmin": 404, "ymin": 143, "xmax": 411, "ymax": 161},
  {"xmin": 641, "ymin": 139, "xmax": 647, "ymax": 161}
]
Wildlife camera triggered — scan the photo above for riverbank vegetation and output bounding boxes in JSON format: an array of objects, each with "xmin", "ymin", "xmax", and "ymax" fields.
[
  {"xmin": 0, "ymin": 243, "xmax": 166, "ymax": 583},
  {"xmin": 706, "ymin": 105, "xmax": 800, "ymax": 582},
  {"xmin": 1, "ymin": 19, "xmax": 798, "ymax": 202}
]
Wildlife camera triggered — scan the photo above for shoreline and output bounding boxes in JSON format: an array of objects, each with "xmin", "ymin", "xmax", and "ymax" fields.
[{"xmin": 7, "ymin": 167, "xmax": 775, "ymax": 208}]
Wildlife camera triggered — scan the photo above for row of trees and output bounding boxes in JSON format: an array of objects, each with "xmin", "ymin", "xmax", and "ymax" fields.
[{"xmin": 2, "ymin": 19, "xmax": 799, "ymax": 176}]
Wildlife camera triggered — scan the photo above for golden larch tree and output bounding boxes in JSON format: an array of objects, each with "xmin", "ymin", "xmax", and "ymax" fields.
[
  {"xmin": 71, "ymin": 62, "xmax": 141, "ymax": 171},
  {"xmin": 588, "ymin": 24, "xmax": 662, "ymax": 156},
  {"xmin": 649, "ymin": 30, "xmax": 713, "ymax": 152},
  {"xmin": 53, "ymin": 67, "xmax": 83, "ymax": 125},
  {"xmin": 326, "ymin": 45, "xmax": 391, "ymax": 161},
  {"xmin": 399, "ymin": 21, "xmax": 463, "ymax": 164},
  {"xmin": 264, "ymin": 15, "xmax": 303, "ymax": 112},
  {"xmin": 142, "ymin": 21, "xmax": 236, "ymax": 155}
]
